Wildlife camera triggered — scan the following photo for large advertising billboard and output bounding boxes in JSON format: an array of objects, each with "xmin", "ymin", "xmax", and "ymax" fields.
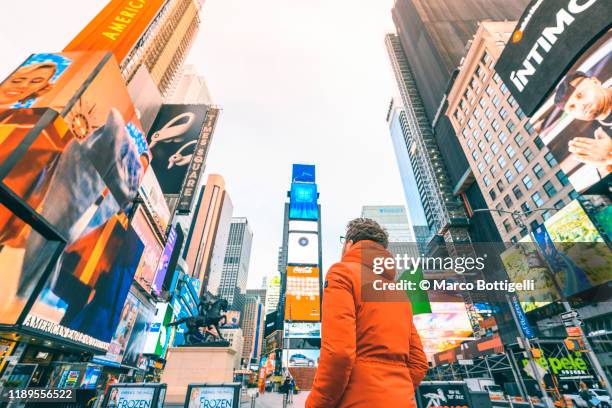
[
  {"xmin": 284, "ymin": 266, "xmax": 321, "ymax": 322},
  {"xmin": 93, "ymin": 292, "xmax": 140, "ymax": 366},
  {"xmin": 105, "ymin": 386, "xmax": 156, "ymax": 408},
  {"xmin": 185, "ymin": 384, "xmax": 241, "ymax": 408},
  {"xmin": 132, "ymin": 206, "xmax": 163, "ymax": 293},
  {"xmin": 147, "ymin": 104, "xmax": 208, "ymax": 195},
  {"xmin": 413, "ymin": 302, "xmax": 473, "ymax": 358},
  {"xmin": 0, "ymin": 52, "xmax": 149, "ymax": 349},
  {"xmin": 63, "ymin": 0, "xmax": 167, "ymax": 63},
  {"xmin": 142, "ymin": 302, "xmax": 173, "ymax": 357},
  {"xmin": 292, "ymin": 164, "xmax": 315, "ymax": 183},
  {"xmin": 283, "ymin": 322, "xmax": 321, "ymax": 338},
  {"xmin": 289, "ymin": 183, "xmax": 318, "ymax": 220},
  {"xmin": 122, "ymin": 302, "xmax": 154, "ymax": 369},
  {"xmin": 495, "ymin": 0, "xmax": 610, "ymax": 116},
  {"xmin": 283, "ymin": 349, "xmax": 320, "ymax": 368},
  {"xmin": 288, "ymin": 220, "xmax": 318, "ymax": 232},
  {"xmin": 287, "ymin": 232, "xmax": 319, "ymax": 265},
  {"xmin": 152, "ymin": 225, "xmax": 177, "ymax": 296},
  {"xmin": 138, "ymin": 167, "xmax": 170, "ymax": 235}
]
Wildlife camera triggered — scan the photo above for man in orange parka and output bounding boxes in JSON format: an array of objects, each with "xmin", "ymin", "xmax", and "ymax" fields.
[{"xmin": 306, "ymin": 218, "xmax": 429, "ymax": 408}]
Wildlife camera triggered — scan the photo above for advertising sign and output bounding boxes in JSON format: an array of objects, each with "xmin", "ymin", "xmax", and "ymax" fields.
[
  {"xmin": 289, "ymin": 183, "xmax": 318, "ymax": 220},
  {"xmin": 177, "ymin": 107, "xmax": 220, "ymax": 213},
  {"xmin": 93, "ymin": 292, "xmax": 140, "ymax": 366},
  {"xmin": 416, "ymin": 382, "xmax": 470, "ymax": 408},
  {"xmin": 284, "ymin": 266, "xmax": 321, "ymax": 322},
  {"xmin": 63, "ymin": 0, "xmax": 167, "ymax": 63},
  {"xmin": 288, "ymin": 220, "xmax": 318, "ymax": 232},
  {"xmin": 185, "ymin": 384, "xmax": 241, "ymax": 408},
  {"xmin": 287, "ymin": 233, "xmax": 319, "ymax": 265},
  {"xmin": 495, "ymin": 0, "xmax": 610, "ymax": 116},
  {"xmin": 122, "ymin": 303, "xmax": 154, "ymax": 368},
  {"xmin": 221, "ymin": 311, "xmax": 241, "ymax": 329},
  {"xmin": 413, "ymin": 302, "xmax": 474, "ymax": 358},
  {"xmin": 105, "ymin": 386, "xmax": 155, "ymax": 408},
  {"xmin": 284, "ymin": 322, "xmax": 321, "ymax": 338},
  {"xmin": 147, "ymin": 104, "xmax": 208, "ymax": 195},
  {"xmin": 139, "ymin": 167, "xmax": 171, "ymax": 235},
  {"xmin": 292, "ymin": 164, "xmax": 315, "ymax": 183},
  {"xmin": 152, "ymin": 225, "xmax": 177, "ymax": 296},
  {"xmin": 283, "ymin": 349, "xmax": 320, "ymax": 368},
  {"xmin": 132, "ymin": 206, "xmax": 164, "ymax": 293},
  {"xmin": 500, "ymin": 236, "xmax": 560, "ymax": 311},
  {"xmin": 143, "ymin": 303, "xmax": 173, "ymax": 357},
  {"xmin": 518, "ymin": 343, "xmax": 594, "ymax": 381},
  {"xmin": 510, "ymin": 294, "xmax": 536, "ymax": 339}
]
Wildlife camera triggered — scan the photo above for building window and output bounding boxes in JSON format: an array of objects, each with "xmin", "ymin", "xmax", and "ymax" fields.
[
  {"xmin": 476, "ymin": 65, "xmax": 485, "ymax": 78},
  {"xmin": 486, "ymin": 85, "xmax": 494, "ymax": 96},
  {"xmin": 490, "ymin": 165, "xmax": 498, "ymax": 176},
  {"xmin": 507, "ymin": 120, "xmax": 515, "ymax": 132},
  {"xmin": 500, "ymin": 108, "xmax": 509, "ymax": 120},
  {"xmin": 520, "ymin": 227, "xmax": 529, "ymax": 237},
  {"xmin": 492, "ymin": 95, "xmax": 500, "ymax": 107},
  {"xmin": 470, "ymin": 77, "xmax": 479, "ymax": 90},
  {"xmin": 483, "ymin": 175, "xmax": 491, "ymax": 186},
  {"xmin": 489, "ymin": 189, "xmax": 497, "ymax": 200},
  {"xmin": 478, "ymin": 119, "xmax": 486, "ymax": 129},
  {"xmin": 499, "ymin": 131, "xmax": 507, "ymax": 143},
  {"xmin": 504, "ymin": 169, "xmax": 514, "ymax": 183},
  {"xmin": 467, "ymin": 138, "xmax": 474, "ymax": 149},
  {"xmin": 556, "ymin": 170, "xmax": 570, "ymax": 186},
  {"xmin": 462, "ymin": 128, "xmax": 469, "ymax": 138},
  {"xmin": 542, "ymin": 210, "xmax": 552, "ymax": 221},
  {"xmin": 533, "ymin": 163, "xmax": 545, "ymax": 179},
  {"xmin": 491, "ymin": 142, "xmax": 500, "ymax": 154},
  {"xmin": 497, "ymin": 155, "xmax": 507, "ymax": 167},
  {"xmin": 554, "ymin": 199, "xmax": 565, "ymax": 209},
  {"xmin": 474, "ymin": 109, "xmax": 481, "ymax": 119},
  {"xmin": 485, "ymin": 107, "xmax": 493, "ymax": 119},
  {"xmin": 472, "ymin": 129, "xmax": 480, "ymax": 138},
  {"xmin": 503, "ymin": 219, "xmax": 511, "ymax": 232},
  {"xmin": 493, "ymin": 72, "xmax": 501, "ymax": 84},
  {"xmin": 525, "ymin": 122, "xmax": 536, "ymax": 135},
  {"xmin": 484, "ymin": 130, "xmax": 492, "ymax": 141},
  {"xmin": 569, "ymin": 190, "xmax": 579, "ymax": 199},
  {"xmin": 472, "ymin": 151, "xmax": 479, "ymax": 161},
  {"xmin": 514, "ymin": 133, "xmax": 525, "ymax": 147},
  {"xmin": 467, "ymin": 119, "xmax": 474, "ymax": 129},
  {"xmin": 513, "ymin": 185, "xmax": 523, "ymax": 199},
  {"xmin": 482, "ymin": 52, "xmax": 491, "ymax": 65},
  {"xmin": 484, "ymin": 152, "xmax": 492, "ymax": 164},
  {"xmin": 529, "ymin": 220, "xmax": 540, "ymax": 231},
  {"xmin": 478, "ymin": 140, "xmax": 485, "ymax": 151},
  {"xmin": 523, "ymin": 147, "xmax": 535, "ymax": 162},
  {"xmin": 506, "ymin": 145, "xmax": 516, "ymax": 158},
  {"xmin": 497, "ymin": 180, "xmax": 505, "ymax": 192},
  {"xmin": 479, "ymin": 97, "xmax": 486, "ymax": 108},
  {"xmin": 521, "ymin": 202, "xmax": 532, "ymax": 213},
  {"xmin": 516, "ymin": 107, "xmax": 526, "ymax": 120},
  {"xmin": 477, "ymin": 162, "xmax": 485, "ymax": 173},
  {"xmin": 492, "ymin": 119, "xmax": 500, "ymax": 131},
  {"xmin": 532, "ymin": 192, "xmax": 544, "ymax": 207},
  {"xmin": 510, "ymin": 236, "xmax": 518, "ymax": 243},
  {"xmin": 507, "ymin": 94, "xmax": 517, "ymax": 107},
  {"xmin": 534, "ymin": 136, "xmax": 544, "ymax": 150},
  {"xmin": 522, "ymin": 175, "xmax": 533, "ymax": 189},
  {"xmin": 513, "ymin": 159, "xmax": 524, "ymax": 173},
  {"xmin": 543, "ymin": 180, "xmax": 557, "ymax": 198},
  {"xmin": 500, "ymin": 82, "xmax": 509, "ymax": 95},
  {"xmin": 544, "ymin": 152, "xmax": 558, "ymax": 167}
]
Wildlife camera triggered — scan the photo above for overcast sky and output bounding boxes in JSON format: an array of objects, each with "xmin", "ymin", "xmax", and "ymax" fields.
[{"xmin": 0, "ymin": 0, "xmax": 405, "ymax": 288}]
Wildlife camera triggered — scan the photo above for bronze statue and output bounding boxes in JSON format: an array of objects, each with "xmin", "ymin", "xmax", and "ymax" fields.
[{"xmin": 167, "ymin": 294, "xmax": 230, "ymax": 345}]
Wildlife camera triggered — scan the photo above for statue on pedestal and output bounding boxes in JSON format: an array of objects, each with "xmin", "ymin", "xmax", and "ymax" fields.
[{"xmin": 166, "ymin": 293, "xmax": 229, "ymax": 345}]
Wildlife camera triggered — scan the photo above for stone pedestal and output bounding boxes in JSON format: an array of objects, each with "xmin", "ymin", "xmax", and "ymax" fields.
[{"xmin": 161, "ymin": 346, "xmax": 237, "ymax": 405}]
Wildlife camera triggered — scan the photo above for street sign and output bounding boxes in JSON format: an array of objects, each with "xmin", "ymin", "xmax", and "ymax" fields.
[
  {"xmin": 564, "ymin": 320, "xmax": 582, "ymax": 328},
  {"xmin": 566, "ymin": 326, "xmax": 584, "ymax": 338},
  {"xmin": 560, "ymin": 310, "xmax": 580, "ymax": 321}
]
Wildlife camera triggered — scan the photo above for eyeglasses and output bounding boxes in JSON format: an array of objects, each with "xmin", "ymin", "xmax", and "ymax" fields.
[{"xmin": 339, "ymin": 236, "xmax": 346, "ymax": 244}]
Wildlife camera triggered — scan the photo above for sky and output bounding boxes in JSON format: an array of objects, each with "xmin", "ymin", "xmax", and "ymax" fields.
[{"xmin": 0, "ymin": 0, "xmax": 406, "ymax": 289}]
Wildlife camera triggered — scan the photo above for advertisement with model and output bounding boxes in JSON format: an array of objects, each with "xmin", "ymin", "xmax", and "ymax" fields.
[{"xmin": 185, "ymin": 383, "xmax": 241, "ymax": 408}]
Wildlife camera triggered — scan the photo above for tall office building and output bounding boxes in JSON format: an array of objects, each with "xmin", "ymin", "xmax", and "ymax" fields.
[
  {"xmin": 166, "ymin": 64, "xmax": 214, "ymax": 104},
  {"xmin": 218, "ymin": 218, "xmax": 253, "ymax": 309},
  {"xmin": 241, "ymin": 294, "xmax": 265, "ymax": 368},
  {"xmin": 446, "ymin": 22, "xmax": 576, "ymax": 242},
  {"xmin": 264, "ymin": 275, "xmax": 281, "ymax": 316},
  {"xmin": 183, "ymin": 174, "xmax": 233, "ymax": 291}
]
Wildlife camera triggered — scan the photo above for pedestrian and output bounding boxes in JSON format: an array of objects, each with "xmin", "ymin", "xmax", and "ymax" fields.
[
  {"xmin": 288, "ymin": 376, "xmax": 295, "ymax": 403},
  {"xmin": 282, "ymin": 376, "xmax": 292, "ymax": 404},
  {"xmin": 306, "ymin": 218, "xmax": 429, "ymax": 408}
]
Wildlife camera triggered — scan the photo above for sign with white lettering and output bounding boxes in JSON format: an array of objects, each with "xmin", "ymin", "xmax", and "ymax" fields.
[
  {"xmin": 104, "ymin": 385, "xmax": 154, "ymax": 408},
  {"xmin": 495, "ymin": 0, "xmax": 610, "ymax": 116},
  {"xmin": 185, "ymin": 384, "xmax": 240, "ymax": 408}
]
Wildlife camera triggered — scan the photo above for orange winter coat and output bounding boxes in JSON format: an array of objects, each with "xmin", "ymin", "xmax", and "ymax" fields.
[{"xmin": 306, "ymin": 240, "xmax": 428, "ymax": 408}]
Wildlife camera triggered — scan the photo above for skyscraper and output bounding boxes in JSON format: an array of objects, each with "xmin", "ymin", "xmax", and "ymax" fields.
[
  {"xmin": 218, "ymin": 218, "xmax": 253, "ymax": 309},
  {"xmin": 361, "ymin": 205, "xmax": 419, "ymax": 259},
  {"xmin": 264, "ymin": 275, "xmax": 281, "ymax": 316},
  {"xmin": 183, "ymin": 174, "xmax": 233, "ymax": 291},
  {"xmin": 165, "ymin": 64, "xmax": 214, "ymax": 104},
  {"xmin": 240, "ymin": 294, "xmax": 265, "ymax": 368}
]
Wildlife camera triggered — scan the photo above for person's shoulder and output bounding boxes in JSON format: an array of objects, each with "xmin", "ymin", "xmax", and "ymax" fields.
[{"xmin": 326, "ymin": 261, "xmax": 361, "ymax": 288}]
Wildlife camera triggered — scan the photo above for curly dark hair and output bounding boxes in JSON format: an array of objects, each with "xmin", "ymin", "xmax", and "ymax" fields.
[{"xmin": 345, "ymin": 217, "xmax": 388, "ymax": 248}]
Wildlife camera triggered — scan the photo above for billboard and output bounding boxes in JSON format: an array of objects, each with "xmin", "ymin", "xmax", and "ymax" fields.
[
  {"xmin": 284, "ymin": 266, "xmax": 320, "ymax": 321},
  {"xmin": 288, "ymin": 220, "xmax": 318, "ymax": 232},
  {"xmin": 495, "ymin": 0, "xmax": 610, "ymax": 116},
  {"xmin": 132, "ymin": 206, "xmax": 163, "ymax": 293},
  {"xmin": 93, "ymin": 292, "xmax": 140, "ymax": 366},
  {"xmin": 500, "ymin": 236, "xmax": 560, "ymax": 312},
  {"xmin": 221, "ymin": 311, "xmax": 241, "ymax": 329},
  {"xmin": 105, "ymin": 386, "xmax": 155, "ymax": 408},
  {"xmin": 283, "ymin": 349, "xmax": 319, "ymax": 368},
  {"xmin": 122, "ymin": 302, "xmax": 154, "ymax": 369},
  {"xmin": 152, "ymin": 225, "xmax": 177, "ymax": 296},
  {"xmin": 177, "ymin": 107, "xmax": 219, "ymax": 213},
  {"xmin": 185, "ymin": 384, "xmax": 241, "ymax": 408},
  {"xmin": 147, "ymin": 104, "xmax": 208, "ymax": 195},
  {"xmin": 413, "ymin": 302, "xmax": 473, "ymax": 358},
  {"xmin": 138, "ymin": 167, "xmax": 170, "ymax": 235},
  {"xmin": 292, "ymin": 164, "xmax": 315, "ymax": 183},
  {"xmin": 289, "ymin": 183, "xmax": 318, "ymax": 220},
  {"xmin": 283, "ymin": 322, "xmax": 321, "ymax": 338},
  {"xmin": 63, "ymin": 0, "xmax": 167, "ymax": 63},
  {"xmin": 142, "ymin": 302, "xmax": 173, "ymax": 357},
  {"xmin": 287, "ymin": 232, "xmax": 319, "ymax": 265}
]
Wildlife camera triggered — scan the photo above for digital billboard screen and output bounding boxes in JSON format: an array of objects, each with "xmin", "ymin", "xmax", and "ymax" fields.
[
  {"xmin": 292, "ymin": 164, "xmax": 315, "ymax": 183},
  {"xmin": 495, "ymin": 0, "xmax": 610, "ymax": 116},
  {"xmin": 147, "ymin": 104, "xmax": 208, "ymax": 195},
  {"xmin": 283, "ymin": 349, "xmax": 320, "ymax": 368},
  {"xmin": 132, "ymin": 206, "xmax": 163, "ymax": 294},
  {"xmin": 284, "ymin": 322, "xmax": 321, "ymax": 338},
  {"xmin": 122, "ymin": 303, "xmax": 154, "ymax": 369},
  {"xmin": 288, "ymin": 220, "xmax": 318, "ymax": 232},
  {"xmin": 289, "ymin": 183, "xmax": 318, "ymax": 220},
  {"xmin": 413, "ymin": 302, "xmax": 473, "ymax": 359},
  {"xmin": 284, "ymin": 266, "xmax": 320, "ymax": 322},
  {"xmin": 138, "ymin": 167, "xmax": 171, "ymax": 235},
  {"xmin": 287, "ymin": 232, "xmax": 319, "ymax": 265},
  {"xmin": 152, "ymin": 225, "xmax": 177, "ymax": 296}
]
